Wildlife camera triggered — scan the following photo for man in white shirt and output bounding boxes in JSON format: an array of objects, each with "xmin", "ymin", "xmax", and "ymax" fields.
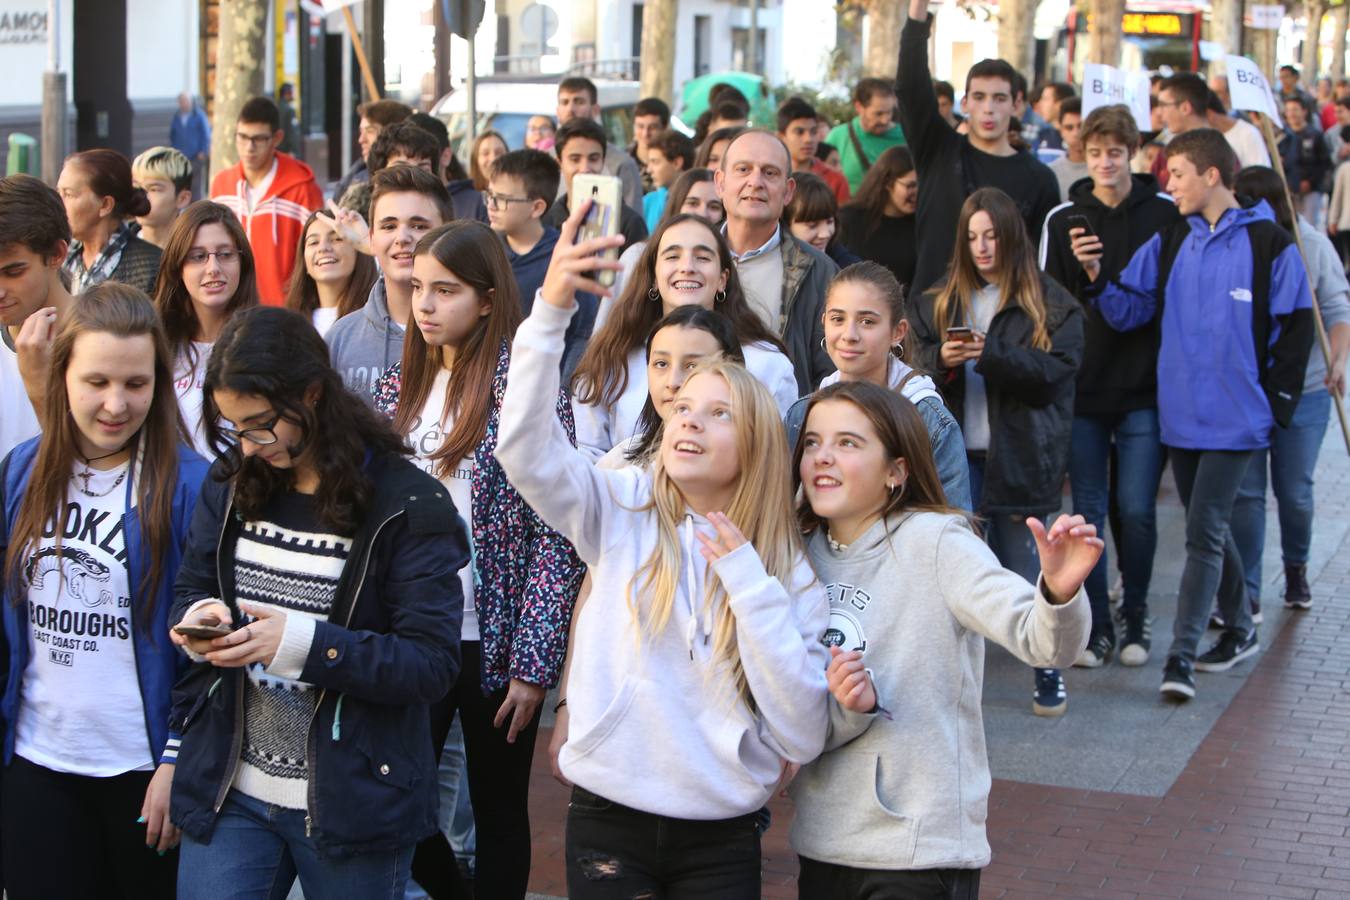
[
  {"xmin": 1206, "ymin": 93, "xmax": 1272, "ymax": 170},
  {"xmin": 0, "ymin": 174, "xmax": 76, "ymax": 456}
]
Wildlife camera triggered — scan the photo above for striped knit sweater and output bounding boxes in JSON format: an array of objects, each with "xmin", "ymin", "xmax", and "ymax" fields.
[{"xmin": 231, "ymin": 493, "xmax": 352, "ymax": 810}]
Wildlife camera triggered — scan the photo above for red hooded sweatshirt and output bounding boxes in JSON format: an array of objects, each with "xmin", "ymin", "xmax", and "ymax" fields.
[{"xmin": 210, "ymin": 152, "xmax": 323, "ymax": 305}]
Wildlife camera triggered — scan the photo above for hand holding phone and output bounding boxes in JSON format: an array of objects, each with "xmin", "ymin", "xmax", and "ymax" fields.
[
  {"xmin": 172, "ymin": 614, "xmax": 234, "ymax": 640},
  {"xmin": 940, "ymin": 326, "xmax": 984, "ymax": 369},
  {"xmin": 1067, "ymin": 214, "xmax": 1104, "ymax": 281},
  {"xmin": 571, "ymin": 173, "xmax": 623, "ymax": 287}
]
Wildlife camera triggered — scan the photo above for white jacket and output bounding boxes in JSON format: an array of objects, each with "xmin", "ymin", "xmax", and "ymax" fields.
[{"xmin": 496, "ymin": 299, "xmax": 830, "ymax": 819}]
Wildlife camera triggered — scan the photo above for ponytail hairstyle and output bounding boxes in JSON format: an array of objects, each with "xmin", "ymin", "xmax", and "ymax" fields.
[
  {"xmin": 828, "ymin": 260, "xmax": 917, "ymax": 368},
  {"xmin": 5, "ymin": 284, "xmax": 183, "ymax": 629},
  {"xmin": 572, "ymin": 212, "xmax": 782, "ymax": 409},
  {"xmin": 637, "ymin": 359, "xmax": 802, "ymax": 707},
  {"xmin": 931, "ymin": 188, "xmax": 1050, "ymax": 351},
  {"xmin": 390, "ymin": 220, "xmax": 522, "ymax": 476},
  {"xmin": 793, "ymin": 380, "xmax": 965, "ymax": 537},
  {"xmin": 202, "ymin": 306, "xmax": 408, "ymax": 532},
  {"xmin": 152, "ymin": 201, "xmax": 260, "ymax": 366},
  {"xmin": 65, "ymin": 149, "xmax": 152, "ymax": 219},
  {"xmin": 284, "ymin": 209, "xmax": 379, "ymax": 321},
  {"xmin": 626, "ymin": 305, "xmax": 745, "ymax": 464}
]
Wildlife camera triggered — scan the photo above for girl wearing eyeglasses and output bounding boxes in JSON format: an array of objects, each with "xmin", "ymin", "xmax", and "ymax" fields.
[
  {"xmin": 151, "ymin": 201, "xmax": 260, "ymax": 456},
  {"xmin": 168, "ymin": 306, "xmax": 469, "ymax": 899},
  {"xmin": 0, "ymin": 284, "xmax": 208, "ymax": 899}
]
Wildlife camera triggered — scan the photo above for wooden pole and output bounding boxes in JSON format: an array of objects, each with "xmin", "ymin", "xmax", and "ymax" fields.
[
  {"xmin": 341, "ymin": 4, "xmax": 381, "ymax": 101},
  {"xmin": 1255, "ymin": 112, "xmax": 1350, "ymax": 454}
]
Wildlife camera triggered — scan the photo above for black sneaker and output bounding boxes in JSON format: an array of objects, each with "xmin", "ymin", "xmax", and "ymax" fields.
[
  {"xmin": 1195, "ymin": 630, "xmax": 1260, "ymax": 672},
  {"xmin": 1284, "ymin": 563, "xmax": 1311, "ymax": 610},
  {"xmin": 1032, "ymin": 668, "xmax": 1067, "ymax": 717},
  {"xmin": 1160, "ymin": 656, "xmax": 1195, "ymax": 701},
  {"xmin": 1073, "ymin": 632, "xmax": 1114, "ymax": 668},
  {"xmin": 1118, "ymin": 609, "xmax": 1151, "ymax": 667}
]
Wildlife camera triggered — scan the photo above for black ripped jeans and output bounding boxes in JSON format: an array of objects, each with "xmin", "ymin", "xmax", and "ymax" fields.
[{"xmin": 564, "ymin": 786, "xmax": 761, "ymax": 899}]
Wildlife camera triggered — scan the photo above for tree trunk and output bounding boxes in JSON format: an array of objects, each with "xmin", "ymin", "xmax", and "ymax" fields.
[
  {"xmin": 1301, "ymin": 0, "xmax": 1326, "ymax": 80},
  {"xmin": 1208, "ymin": 0, "xmax": 1244, "ymax": 60},
  {"xmin": 1087, "ymin": 0, "xmax": 1127, "ymax": 66},
  {"xmin": 997, "ymin": 0, "xmax": 1039, "ymax": 81},
  {"xmin": 639, "ymin": 0, "xmax": 679, "ymax": 104},
  {"xmin": 863, "ymin": 0, "xmax": 906, "ymax": 78},
  {"xmin": 210, "ymin": 0, "xmax": 269, "ymax": 183},
  {"xmin": 1331, "ymin": 3, "xmax": 1347, "ymax": 78}
]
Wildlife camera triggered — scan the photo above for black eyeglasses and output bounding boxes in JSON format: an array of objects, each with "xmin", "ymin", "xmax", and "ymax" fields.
[
  {"xmin": 218, "ymin": 412, "xmax": 282, "ymax": 446},
  {"xmin": 235, "ymin": 132, "xmax": 274, "ymax": 148},
  {"xmin": 482, "ymin": 190, "xmax": 531, "ymax": 211}
]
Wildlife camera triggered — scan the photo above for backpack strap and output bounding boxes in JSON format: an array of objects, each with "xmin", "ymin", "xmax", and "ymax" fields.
[
  {"xmin": 895, "ymin": 369, "xmax": 920, "ymax": 393},
  {"xmin": 847, "ymin": 120, "xmax": 873, "ymax": 170}
]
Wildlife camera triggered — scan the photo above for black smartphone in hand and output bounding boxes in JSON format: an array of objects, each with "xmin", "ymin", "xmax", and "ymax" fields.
[{"xmin": 1067, "ymin": 214, "xmax": 1096, "ymax": 238}]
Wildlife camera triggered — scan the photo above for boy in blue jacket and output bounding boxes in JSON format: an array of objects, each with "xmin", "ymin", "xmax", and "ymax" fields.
[{"xmin": 1073, "ymin": 128, "xmax": 1314, "ymax": 702}]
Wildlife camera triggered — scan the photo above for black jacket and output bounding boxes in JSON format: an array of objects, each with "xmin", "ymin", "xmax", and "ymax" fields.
[
  {"xmin": 911, "ymin": 272, "xmax": 1084, "ymax": 515},
  {"xmin": 1040, "ymin": 174, "xmax": 1180, "ymax": 415},
  {"xmin": 169, "ymin": 452, "xmax": 469, "ymax": 857},
  {"xmin": 546, "ymin": 196, "xmax": 649, "ymax": 251}
]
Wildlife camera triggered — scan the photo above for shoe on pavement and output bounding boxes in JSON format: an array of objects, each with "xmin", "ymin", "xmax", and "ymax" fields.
[
  {"xmin": 1160, "ymin": 656, "xmax": 1196, "ymax": 701},
  {"xmin": 1194, "ymin": 630, "xmax": 1260, "ymax": 672},
  {"xmin": 1073, "ymin": 632, "xmax": 1114, "ymax": 668},
  {"xmin": 1032, "ymin": 668, "xmax": 1067, "ymax": 717},
  {"xmin": 1284, "ymin": 563, "xmax": 1311, "ymax": 610},
  {"xmin": 1118, "ymin": 610, "xmax": 1151, "ymax": 667}
]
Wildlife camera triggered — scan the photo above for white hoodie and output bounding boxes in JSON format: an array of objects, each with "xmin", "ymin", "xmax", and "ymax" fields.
[
  {"xmin": 817, "ymin": 356, "xmax": 944, "ymax": 406},
  {"xmin": 574, "ymin": 341, "xmax": 799, "ymax": 461},
  {"xmin": 497, "ymin": 300, "xmax": 830, "ymax": 820}
]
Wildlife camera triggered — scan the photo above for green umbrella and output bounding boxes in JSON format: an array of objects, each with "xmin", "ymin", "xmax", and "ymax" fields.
[{"xmin": 679, "ymin": 72, "xmax": 776, "ymax": 129}]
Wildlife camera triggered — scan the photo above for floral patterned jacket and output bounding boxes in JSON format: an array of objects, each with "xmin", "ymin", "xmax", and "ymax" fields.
[{"xmin": 373, "ymin": 340, "xmax": 584, "ymax": 692}]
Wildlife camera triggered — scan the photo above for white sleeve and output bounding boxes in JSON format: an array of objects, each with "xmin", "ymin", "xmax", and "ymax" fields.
[{"xmin": 496, "ymin": 300, "xmax": 645, "ymax": 564}]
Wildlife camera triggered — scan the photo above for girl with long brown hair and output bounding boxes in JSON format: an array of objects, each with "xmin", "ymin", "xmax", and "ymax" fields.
[
  {"xmin": 469, "ymin": 131, "xmax": 508, "ymax": 192},
  {"xmin": 371, "ymin": 220, "xmax": 583, "ymax": 900},
  {"xmin": 151, "ymin": 201, "xmax": 260, "ymax": 456},
  {"xmin": 284, "ymin": 209, "xmax": 378, "ymax": 337},
  {"xmin": 911, "ymin": 186, "xmax": 1084, "ymax": 717},
  {"xmin": 0, "ymin": 283, "xmax": 209, "ymax": 898},
  {"xmin": 497, "ymin": 201, "xmax": 828, "ymax": 899},
  {"xmin": 837, "ymin": 145, "xmax": 919, "ymax": 288},
  {"xmin": 572, "ymin": 212, "xmax": 797, "ymax": 459},
  {"xmin": 789, "ymin": 380, "xmax": 1094, "ymax": 898}
]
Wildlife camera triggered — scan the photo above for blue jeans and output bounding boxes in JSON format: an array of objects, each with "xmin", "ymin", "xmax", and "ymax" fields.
[
  {"xmin": 178, "ymin": 792, "xmax": 414, "ymax": 900},
  {"xmin": 1068, "ymin": 409, "xmax": 1164, "ymax": 637},
  {"xmin": 1231, "ymin": 390, "xmax": 1331, "ymax": 600},
  {"xmin": 968, "ymin": 453, "xmax": 1041, "ymax": 585}
]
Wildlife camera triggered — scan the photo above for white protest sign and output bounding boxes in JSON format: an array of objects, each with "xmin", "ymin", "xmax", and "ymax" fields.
[
  {"xmin": 1225, "ymin": 54, "xmax": 1281, "ymax": 119},
  {"xmin": 1082, "ymin": 64, "xmax": 1152, "ymax": 132},
  {"xmin": 1249, "ymin": 4, "xmax": 1284, "ymax": 29}
]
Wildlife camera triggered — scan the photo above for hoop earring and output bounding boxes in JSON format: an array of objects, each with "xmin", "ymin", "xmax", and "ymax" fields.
[
  {"xmin": 892, "ymin": 342, "xmax": 905, "ymax": 358},
  {"xmin": 715, "ymin": 289, "xmax": 726, "ymax": 304},
  {"xmin": 647, "ymin": 287, "xmax": 660, "ymax": 302},
  {"xmin": 820, "ymin": 337, "xmax": 827, "ymax": 350}
]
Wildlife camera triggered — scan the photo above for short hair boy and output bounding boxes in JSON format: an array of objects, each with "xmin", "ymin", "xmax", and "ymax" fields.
[
  {"xmin": 131, "ymin": 146, "xmax": 193, "ymax": 249},
  {"xmin": 1083, "ymin": 127, "xmax": 1313, "ymax": 698},
  {"xmin": 368, "ymin": 121, "xmax": 443, "ymax": 177},
  {"xmin": 641, "ymin": 130, "xmax": 696, "ymax": 230}
]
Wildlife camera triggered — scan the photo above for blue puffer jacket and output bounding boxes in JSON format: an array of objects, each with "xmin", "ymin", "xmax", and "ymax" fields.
[
  {"xmin": 1090, "ymin": 199, "xmax": 1315, "ymax": 451},
  {"xmin": 168, "ymin": 452, "xmax": 468, "ymax": 857},
  {"xmin": 0, "ymin": 439, "xmax": 209, "ymax": 767}
]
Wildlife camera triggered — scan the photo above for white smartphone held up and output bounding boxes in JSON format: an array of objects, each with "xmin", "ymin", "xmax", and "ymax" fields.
[{"xmin": 570, "ymin": 173, "xmax": 623, "ymax": 287}]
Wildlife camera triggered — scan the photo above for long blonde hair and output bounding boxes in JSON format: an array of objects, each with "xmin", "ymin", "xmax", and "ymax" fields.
[
  {"xmin": 631, "ymin": 359, "xmax": 803, "ymax": 707},
  {"xmin": 931, "ymin": 188, "xmax": 1051, "ymax": 351}
]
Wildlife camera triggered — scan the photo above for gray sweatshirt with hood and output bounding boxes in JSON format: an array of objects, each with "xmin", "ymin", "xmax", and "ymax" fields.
[
  {"xmin": 789, "ymin": 512, "xmax": 1090, "ymax": 871},
  {"xmin": 324, "ymin": 277, "xmax": 405, "ymax": 402}
]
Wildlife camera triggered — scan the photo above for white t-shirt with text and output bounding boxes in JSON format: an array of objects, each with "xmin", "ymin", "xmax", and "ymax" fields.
[{"xmin": 174, "ymin": 341, "xmax": 215, "ymax": 458}]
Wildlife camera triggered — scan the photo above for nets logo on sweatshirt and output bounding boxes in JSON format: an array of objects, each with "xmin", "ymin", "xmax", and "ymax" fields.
[{"xmin": 821, "ymin": 581, "xmax": 869, "ymax": 652}]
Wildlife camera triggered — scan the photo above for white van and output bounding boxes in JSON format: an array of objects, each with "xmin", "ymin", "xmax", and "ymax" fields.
[{"xmin": 430, "ymin": 79, "xmax": 643, "ymax": 155}]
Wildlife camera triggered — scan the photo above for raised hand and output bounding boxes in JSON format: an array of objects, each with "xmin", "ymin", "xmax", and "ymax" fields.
[
  {"xmin": 322, "ymin": 199, "xmax": 373, "ymax": 256},
  {"xmin": 1026, "ymin": 514, "xmax": 1104, "ymax": 605},
  {"xmin": 826, "ymin": 645, "xmax": 876, "ymax": 713},
  {"xmin": 695, "ymin": 511, "xmax": 748, "ymax": 563},
  {"xmin": 538, "ymin": 198, "xmax": 625, "ymax": 309},
  {"xmin": 1069, "ymin": 227, "xmax": 1104, "ymax": 282}
]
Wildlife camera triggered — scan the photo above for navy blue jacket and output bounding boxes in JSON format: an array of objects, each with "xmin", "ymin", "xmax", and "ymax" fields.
[
  {"xmin": 1090, "ymin": 200, "xmax": 1314, "ymax": 451},
  {"xmin": 168, "ymin": 452, "xmax": 468, "ymax": 857},
  {"xmin": 0, "ymin": 440, "xmax": 209, "ymax": 768},
  {"xmin": 170, "ymin": 106, "xmax": 211, "ymax": 160}
]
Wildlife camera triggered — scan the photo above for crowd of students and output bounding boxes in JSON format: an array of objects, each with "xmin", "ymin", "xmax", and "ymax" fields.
[{"xmin": 0, "ymin": 12, "xmax": 1346, "ymax": 898}]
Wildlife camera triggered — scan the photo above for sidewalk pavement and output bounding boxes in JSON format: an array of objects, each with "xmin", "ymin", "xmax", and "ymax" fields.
[{"xmin": 525, "ymin": 423, "xmax": 1350, "ymax": 899}]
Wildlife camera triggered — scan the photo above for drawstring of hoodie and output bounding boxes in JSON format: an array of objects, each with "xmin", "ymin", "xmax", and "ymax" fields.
[{"xmin": 682, "ymin": 515, "xmax": 716, "ymax": 660}]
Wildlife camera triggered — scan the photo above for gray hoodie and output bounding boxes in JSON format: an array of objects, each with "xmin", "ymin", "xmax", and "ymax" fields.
[
  {"xmin": 324, "ymin": 278, "xmax": 405, "ymax": 402},
  {"xmin": 789, "ymin": 513, "xmax": 1089, "ymax": 871},
  {"xmin": 1297, "ymin": 218, "xmax": 1350, "ymax": 394}
]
